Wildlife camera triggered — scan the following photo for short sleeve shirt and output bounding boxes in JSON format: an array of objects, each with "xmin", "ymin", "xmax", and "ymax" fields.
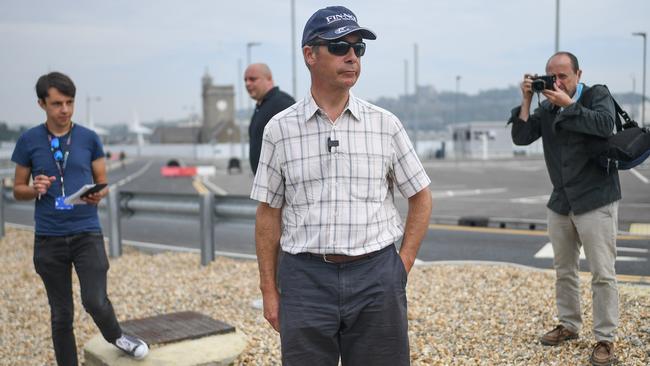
[
  {"xmin": 11, "ymin": 123, "xmax": 105, "ymax": 236},
  {"xmin": 250, "ymin": 93, "xmax": 431, "ymax": 255}
]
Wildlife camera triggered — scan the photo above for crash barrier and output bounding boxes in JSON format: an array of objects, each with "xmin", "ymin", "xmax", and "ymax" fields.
[
  {"xmin": 457, "ymin": 216, "xmax": 489, "ymax": 227},
  {"xmin": 105, "ymin": 190, "xmax": 257, "ymax": 265},
  {"xmin": 0, "ymin": 185, "xmax": 258, "ymax": 266},
  {"xmin": 455, "ymin": 215, "xmax": 546, "ymax": 231},
  {"xmin": 0, "ymin": 184, "xmax": 549, "ymax": 265}
]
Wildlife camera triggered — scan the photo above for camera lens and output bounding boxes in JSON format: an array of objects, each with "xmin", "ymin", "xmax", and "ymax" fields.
[{"xmin": 531, "ymin": 80, "xmax": 545, "ymax": 92}]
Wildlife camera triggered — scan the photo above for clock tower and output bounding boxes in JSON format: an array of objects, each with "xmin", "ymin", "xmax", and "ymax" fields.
[{"xmin": 201, "ymin": 69, "xmax": 239, "ymax": 143}]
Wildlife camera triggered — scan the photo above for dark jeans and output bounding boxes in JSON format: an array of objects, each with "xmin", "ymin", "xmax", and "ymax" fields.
[
  {"xmin": 33, "ymin": 232, "xmax": 122, "ymax": 366},
  {"xmin": 279, "ymin": 245, "xmax": 410, "ymax": 366}
]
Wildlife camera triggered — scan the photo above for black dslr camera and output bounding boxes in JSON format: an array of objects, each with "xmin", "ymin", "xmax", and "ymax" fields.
[{"xmin": 531, "ymin": 75, "xmax": 556, "ymax": 92}]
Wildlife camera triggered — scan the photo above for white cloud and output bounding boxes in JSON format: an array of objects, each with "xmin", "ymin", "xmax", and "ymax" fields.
[{"xmin": 0, "ymin": 0, "xmax": 648, "ymax": 126}]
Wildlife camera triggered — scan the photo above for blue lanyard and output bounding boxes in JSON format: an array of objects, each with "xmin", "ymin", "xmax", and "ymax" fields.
[{"xmin": 45, "ymin": 123, "xmax": 73, "ymax": 196}]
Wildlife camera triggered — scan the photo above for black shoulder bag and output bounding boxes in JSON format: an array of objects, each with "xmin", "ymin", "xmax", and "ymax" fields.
[{"xmin": 581, "ymin": 84, "xmax": 650, "ymax": 170}]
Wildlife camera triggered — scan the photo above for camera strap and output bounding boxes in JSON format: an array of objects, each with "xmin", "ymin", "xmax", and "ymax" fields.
[{"xmin": 535, "ymin": 92, "xmax": 541, "ymax": 108}]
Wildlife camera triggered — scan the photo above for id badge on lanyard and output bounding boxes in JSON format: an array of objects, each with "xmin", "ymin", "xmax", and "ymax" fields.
[
  {"xmin": 55, "ymin": 196, "xmax": 73, "ymax": 210},
  {"xmin": 48, "ymin": 125, "xmax": 74, "ymax": 210}
]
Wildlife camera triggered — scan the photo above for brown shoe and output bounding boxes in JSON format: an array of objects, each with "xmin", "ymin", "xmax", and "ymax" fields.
[
  {"xmin": 540, "ymin": 324, "xmax": 578, "ymax": 346},
  {"xmin": 590, "ymin": 341, "xmax": 616, "ymax": 366}
]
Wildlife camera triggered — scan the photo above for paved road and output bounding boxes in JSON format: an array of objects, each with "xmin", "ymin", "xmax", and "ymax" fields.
[
  {"xmin": 420, "ymin": 225, "xmax": 649, "ymax": 277},
  {"xmin": 419, "ymin": 159, "xmax": 650, "ymax": 232},
  {"xmin": 204, "ymin": 158, "xmax": 650, "ymax": 230},
  {"xmin": 4, "ymin": 157, "xmax": 649, "ymax": 277}
]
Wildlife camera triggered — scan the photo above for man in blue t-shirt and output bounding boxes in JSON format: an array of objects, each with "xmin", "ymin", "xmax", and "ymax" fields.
[{"xmin": 11, "ymin": 72, "xmax": 148, "ymax": 365}]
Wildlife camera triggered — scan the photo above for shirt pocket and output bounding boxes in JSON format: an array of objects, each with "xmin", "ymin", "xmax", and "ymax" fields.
[
  {"xmin": 284, "ymin": 159, "xmax": 327, "ymax": 205},
  {"xmin": 349, "ymin": 155, "xmax": 387, "ymax": 202}
]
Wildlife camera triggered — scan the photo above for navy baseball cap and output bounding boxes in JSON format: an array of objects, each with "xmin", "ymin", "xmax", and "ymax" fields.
[{"xmin": 301, "ymin": 6, "xmax": 377, "ymax": 47}]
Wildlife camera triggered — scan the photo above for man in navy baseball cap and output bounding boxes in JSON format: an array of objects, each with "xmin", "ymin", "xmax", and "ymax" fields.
[
  {"xmin": 253, "ymin": 4, "xmax": 432, "ymax": 366},
  {"xmin": 301, "ymin": 5, "xmax": 377, "ymax": 47}
]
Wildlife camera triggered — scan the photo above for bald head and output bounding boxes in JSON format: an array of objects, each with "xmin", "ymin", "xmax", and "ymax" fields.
[{"xmin": 245, "ymin": 63, "xmax": 275, "ymax": 103}]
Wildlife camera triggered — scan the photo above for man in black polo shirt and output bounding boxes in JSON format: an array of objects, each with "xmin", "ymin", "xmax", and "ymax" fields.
[{"xmin": 245, "ymin": 63, "xmax": 295, "ymax": 174}]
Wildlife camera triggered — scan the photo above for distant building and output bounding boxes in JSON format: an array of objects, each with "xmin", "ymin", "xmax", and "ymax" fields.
[
  {"xmin": 452, "ymin": 121, "xmax": 529, "ymax": 159},
  {"xmin": 151, "ymin": 125, "xmax": 201, "ymax": 144},
  {"xmin": 152, "ymin": 69, "xmax": 240, "ymax": 144}
]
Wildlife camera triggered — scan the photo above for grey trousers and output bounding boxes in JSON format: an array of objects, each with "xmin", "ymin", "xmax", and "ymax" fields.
[
  {"xmin": 547, "ymin": 201, "xmax": 619, "ymax": 341},
  {"xmin": 278, "ymin": 245, "xmax": 409, "ymax": 366}
]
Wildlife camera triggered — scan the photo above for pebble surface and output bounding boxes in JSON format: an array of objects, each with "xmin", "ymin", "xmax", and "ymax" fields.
[{"xmin": 1, "ymin": 228, "xmax": 648, "ymax": 365}]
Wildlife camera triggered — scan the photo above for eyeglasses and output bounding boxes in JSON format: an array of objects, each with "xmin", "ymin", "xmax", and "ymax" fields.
[
  {"xmin": 310, "ymin": 40, "xmax": 366, "ymax": 57},
  {"xmin": 50, "ymin": 137, "xmax": 64, "ymax": 161}
]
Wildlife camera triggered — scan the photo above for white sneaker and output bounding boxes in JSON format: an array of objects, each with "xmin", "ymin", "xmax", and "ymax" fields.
[{"xmin": 115, "ymin": 334, "xmax": 149, "ymax": 359}]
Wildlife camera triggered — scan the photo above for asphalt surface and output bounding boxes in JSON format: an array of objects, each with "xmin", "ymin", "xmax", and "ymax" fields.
[
  {"xmin": 419, "ymin": 158, "xmax": 650, "ymax": 231},
  {"xmin": 4, "ymin": 157, "xmax": 649, "ymax": 276}
]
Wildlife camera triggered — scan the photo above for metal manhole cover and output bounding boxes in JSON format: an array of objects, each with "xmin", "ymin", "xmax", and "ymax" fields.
[{"xmin": 120, "ymin": 311, "xmax": 236, "ymax": 346}]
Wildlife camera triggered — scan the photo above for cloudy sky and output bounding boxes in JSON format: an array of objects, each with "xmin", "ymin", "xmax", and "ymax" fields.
[{"xmin": 1, "ymin": 0, "xmax": 648, "ymax": 126}]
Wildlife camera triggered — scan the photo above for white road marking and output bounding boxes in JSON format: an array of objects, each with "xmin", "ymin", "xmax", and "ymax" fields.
[
  {"xmin": 430, "ymin": 187, "xmax": 507, "ymax": 199},
  {"xmin": 618, "ymin": 246, "xmax": 650, "ymax": 254},
  {"xmin": 534, "ymin": 242, "xmax": 647, "ymax": 262},
  {"xmin": 629, "ymin": 223, "xmax": 650, "ymax": 235},
  {"xmin": 199, "ymin": 177, "xmax": 228, "ymax": 195},
  {"xmin": 114, "ymin": 161, "xmax": 152, "ymax": 187},
  {"xmin": 629, "ymin": 168, "xmax": 649, "ymax": 184},
  {"xmin": 510, "ymin": 195, "xmax": 550, "ymax": 204},
  {"xmin": 196, "ymin": 166, "xmax": 216, "ymax": 176}
]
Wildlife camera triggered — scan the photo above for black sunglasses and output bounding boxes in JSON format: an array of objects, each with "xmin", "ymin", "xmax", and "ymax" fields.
[{"xmin": 311, "ymin": 40, "xmax": 366, "ymax": 57}]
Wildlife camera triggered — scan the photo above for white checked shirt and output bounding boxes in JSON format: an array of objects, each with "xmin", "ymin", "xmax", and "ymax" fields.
[{"xmin": 250, "ymin": 93, "xmax": 431, "ymax": 255}]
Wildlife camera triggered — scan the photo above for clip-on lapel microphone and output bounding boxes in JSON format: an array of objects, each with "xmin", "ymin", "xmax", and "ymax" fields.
[{"xmin": 327, "ymin": 137, "xmax": 339, "ymax": 152}]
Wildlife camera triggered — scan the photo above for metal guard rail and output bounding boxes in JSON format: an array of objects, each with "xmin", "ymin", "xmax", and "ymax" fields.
[
  {"xmin": 106, "ymin": 190, "xmax": 258, "ymax": 265},
  {"xmin": 0, "ymin": 183, "xmax": 258, "ymax": 266}
]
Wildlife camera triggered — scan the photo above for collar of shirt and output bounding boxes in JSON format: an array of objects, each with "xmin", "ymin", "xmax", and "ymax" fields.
[
  {"xmin": 258, "ymin": 86, "xmax": 279, "ymax": 106},
  {"xmin": 304, "ymin": 92, "xmax": 361, "ymax": 123},
  {"xmin": 573, "ymin": 83, "xmax": 584, "ymax": 102},
  {"xmin": 559, "ymin": 82, "xmax": 583, "ymax": 112}
]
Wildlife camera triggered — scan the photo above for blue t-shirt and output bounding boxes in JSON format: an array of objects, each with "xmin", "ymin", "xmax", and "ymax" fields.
[{"xmin": 11, "ymin": 123, "xmax": 105, "ymax": 236}]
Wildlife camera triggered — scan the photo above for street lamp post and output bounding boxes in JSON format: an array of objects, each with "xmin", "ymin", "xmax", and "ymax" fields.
[
  {"xmin": 238, "ymin": 59, "xmax": 243, "ymax": 113},
  {"xmin": 246, "ymin": 42, "xmax": 261, "ymax": 115},
  {"xmin": 404, "ymin": 59, "xmax": 409, "ymax": 97},
  {"xmin": 631, "ymin": 73, "xmax": 636, "ymax": 119},
  {"xmin": 290, "ymin": 0, "xmax": 297, "ymax": 99},
  {"xmin": 238, "ymin": 58, "xmax": 245, "ymax": 160},
  {"xmin": 555, "ymin": 0, "xmax": 560, "ymax": 52},
  {"xmin": 86, "ymin": 95, "xmax": 101, "ymax": 130},
  {"xmin": 246, "ymin": 42, "xmax": 261, "ymax": 68},
  {"xmin": 455, "ymin": 75, "xmax": 461, "ymax": 123},
  {"xmin": 633, "ymin": 32, "xmax": 647, "ymax": 126},
  {"xmin": 245, "ymin": 42, "xmax": 261, "ymax": 163},
  {"xmin": 413, "ymin": 43, "xmax": 419, "ymax": 154}
]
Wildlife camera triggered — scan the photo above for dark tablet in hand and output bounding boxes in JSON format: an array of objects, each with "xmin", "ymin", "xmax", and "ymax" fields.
[{"xmin": 80, "ymin": 183, "xmax": 108, "ymax": 198}]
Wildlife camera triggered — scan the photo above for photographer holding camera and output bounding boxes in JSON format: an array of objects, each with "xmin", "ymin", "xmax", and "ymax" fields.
[{"xmin": 508, "ymin": 52, "xmax": 620, "ymax": 366}]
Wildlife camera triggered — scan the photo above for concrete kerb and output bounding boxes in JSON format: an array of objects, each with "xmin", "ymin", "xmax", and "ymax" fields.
[
  {"xmin": 414, "ymin": 259, "xmax": 650, "ymax": 288},
  {"xmin": 84, "ymin": 330, "xmax": 247, "ymax": 366}
]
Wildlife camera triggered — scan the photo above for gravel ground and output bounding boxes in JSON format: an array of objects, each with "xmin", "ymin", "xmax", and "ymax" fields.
[{"xmin": 1, "ymin": 227, "xmax": 649, "ymax": 365}]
